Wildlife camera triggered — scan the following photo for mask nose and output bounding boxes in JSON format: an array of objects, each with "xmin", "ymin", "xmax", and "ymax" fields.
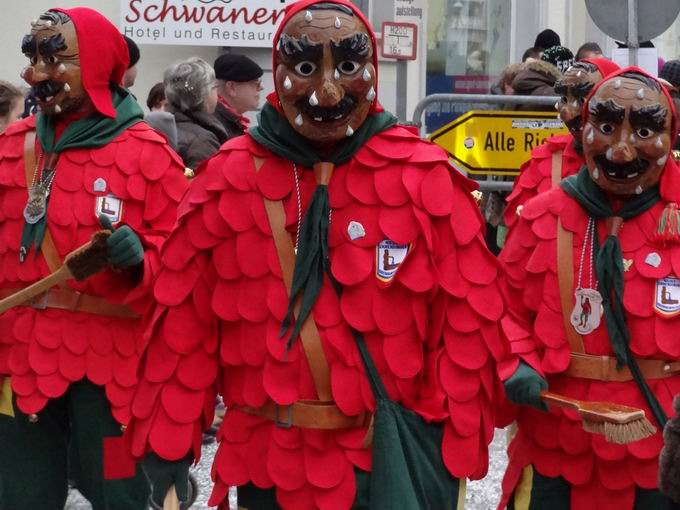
[
  {"xmin": 23, "ymin": 65, "xmax": 48, "ymax": 85},
  {"xmin": 611, "ymin": 133, "xmax": 636, "ymax": 163},
  {"xmin": 316, "ymin": 74, "xmax": 343, "ymax": 107}
]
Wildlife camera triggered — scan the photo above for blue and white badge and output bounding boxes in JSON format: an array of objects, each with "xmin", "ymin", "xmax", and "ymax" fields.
[
  {"xmin": 376, "ymin": 239, "xmax": 411, "ymax": 284},
  {"xmin": 95, "ymin": 194, "xmax": 123, "ymax": 224},
  {"xmin": 655, "ymin": 276, "xmax": 680, "ymax": 317}
]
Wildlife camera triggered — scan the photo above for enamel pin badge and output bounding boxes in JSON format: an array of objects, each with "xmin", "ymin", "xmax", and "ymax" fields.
[
  {"xmin": 570, "ymin": 288, "xmax": 603, "ymax": 335},
  {"xmin": 95, "ymin": 194, "xmax": 123, "ymax": 224}
]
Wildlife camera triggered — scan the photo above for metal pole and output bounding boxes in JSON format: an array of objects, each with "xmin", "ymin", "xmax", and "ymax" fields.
[
  {"xmin": 627, "ymin": 0, "xmax": 639, "ymax": 67},
  {"xmin": 396, "ymin": 60, "xmax": 408, "ymax": 121}
]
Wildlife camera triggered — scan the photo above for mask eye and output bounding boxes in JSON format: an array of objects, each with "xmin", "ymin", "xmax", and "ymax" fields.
[
  {"xmin": 294, "ymin": 61, "xmax": 316, "ymax": 77},
  {"xmin": 29, "ymin": 56, "xmax": 38, "ymax": 65},
  {"xmin": 578, "ymin": 97, "xmax": 586, "ymax": 105},
  {"xmin": 599, "ymin": 123, "xmax": 615, "ymax": 135},
  {"xmin": 44, "ymin": 55, "xmax": 57, "ymax": 65},
  {"xmin": 560, "ymin": 96, "xmax": 568, "ymax": 103},
  {"xmin": 338, "ymin": 60, "xmax": 361, "ymax": 75},
  {"xmin": 635, "ymin": 127, "xmax": 654, "ymax": 139}
]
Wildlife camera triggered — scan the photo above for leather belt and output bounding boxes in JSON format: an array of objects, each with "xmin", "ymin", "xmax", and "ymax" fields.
[
  {"xmin": 0, "ymin": 287, "xmax": 139, "ymax": 319},
  {"xmin": 566, "ymin": 352, "xmax": 680, "ymax": 382},
  {"xmin": 239, "ymin": 400, "xmax": 368, "ymax": 430}
]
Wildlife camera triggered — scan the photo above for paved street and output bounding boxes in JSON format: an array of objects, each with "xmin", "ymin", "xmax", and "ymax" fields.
[{"xmin": 66, "ymin": 429, "xmax": 508, "ymax": 509}]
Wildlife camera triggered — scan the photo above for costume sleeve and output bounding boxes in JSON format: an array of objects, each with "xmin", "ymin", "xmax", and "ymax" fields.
[
  {"xmin": 416, "ymin": 159, "xmax": 507, "ymax": 480},
  {"xmin": 127, "ymin": 163, "xmax": 225, "ymax": 462}
]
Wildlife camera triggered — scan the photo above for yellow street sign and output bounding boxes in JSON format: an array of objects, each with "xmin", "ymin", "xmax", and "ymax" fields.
[{"xmin": 429, "ymin": 110, "xmax": 568, "ymax": 176}]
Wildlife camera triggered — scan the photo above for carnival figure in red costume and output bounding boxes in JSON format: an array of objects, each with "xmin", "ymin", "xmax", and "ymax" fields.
[
  {"xmin": 0, "ymin": 8, "xmax": 187, "ymax": 509},
  {"xmin": 505, "ymin": 58, "xmax": 620, "ymax": 229},
  {"xmin": 498, "ymin": 67, "xmax": 680, "ymax": 509},
  {"xmin": 127, "ymin": 0, "xmax": 506, "ymax": 508}
]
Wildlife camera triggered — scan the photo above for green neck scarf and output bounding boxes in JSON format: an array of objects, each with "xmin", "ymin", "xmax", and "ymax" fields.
[
  {"xmin": 253, "ymin": 105, "xmax": 397, "ymax": 348},
  {"xmin": 561, "ymin": 167, "xmax": 667, "ymax": 427},
  {"xmin": 250, "ymin": 103, "xmax": 398, "ymax": 168},
  {"xmin": 21, "ymin": 86, "xmax": 144, "ymax": 262}
]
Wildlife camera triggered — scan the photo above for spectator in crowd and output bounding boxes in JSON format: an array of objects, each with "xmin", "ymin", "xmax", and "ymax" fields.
[
  {"xmin": 164, "ymin": 57, "xmax": 227, "ymax": 170},
  {"xmin": 122, "ymin": 35, "xmax": 139, "ymax": 88},
  {"xmin": 576, "ymin": 41, "xmax": 603, "ymax": 60},
  {"xmin": 146, "ymin": 82, "xmax": 168, "ymax": 111},
  {"xmin": 0, "ymin": 81, "xmax": 24, "ymax": 133},
  {"xmin": 512, "ymin": 46, "xmax": 570, "ymax": 111},
  {"xmin": 522, "ymin": 47, "xmax": 543, "ymax": 62},
  {"xmin": 213, "ymin": 53, "xmax": 264, "ymax": 139},
  {"xmin": 660, "ymin": 59, "xmax": 680, "ymax": 150},
  {"xmin": 534, "ymin": 28, "xmax": 560, "ymax": 50},
  {"xmin": 491, "ymin": 63, "xmax": 523, "ymax": 96}
]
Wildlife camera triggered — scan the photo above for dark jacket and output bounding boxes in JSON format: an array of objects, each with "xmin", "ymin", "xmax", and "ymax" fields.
[
  {"xmin": 511, "ymin": 60, "xmax": 562, "ymax": 111},
  {"xmin": 214, "ymin": 101, "xmax": 247, "ymax": 140},
  {"xmin": 171, "ymin": 109, "xmax": 228, "ymax": 171}
]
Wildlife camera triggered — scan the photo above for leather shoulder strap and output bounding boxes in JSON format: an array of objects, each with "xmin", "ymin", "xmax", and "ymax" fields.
[
  {"xmin": 255, "ymin": 157, "xmax": 332, "ymax": 401},
  {"xmin": 23, "ymin": 131, "xmax": 62, "ymax": 273},
  {"xmin": 557, "ymin": 219, "xmax": 585, "ymax": 353},
  {"xmin": 551, "ymin": 150, "xmax": 563, "ymax": 188}
]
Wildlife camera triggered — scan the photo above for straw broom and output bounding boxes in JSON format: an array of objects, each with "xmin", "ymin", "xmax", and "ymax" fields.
[
  {"xmin": 541, "ymin": 391, "xmax": 657, "ymax": 444},
  {"xmin": 0, "ymin": 230, "xmax": 111, "ymax": 314}
]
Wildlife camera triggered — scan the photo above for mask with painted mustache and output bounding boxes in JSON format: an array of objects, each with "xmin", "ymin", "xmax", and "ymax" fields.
[
  {"xmin": 593, "ymin": 153, "xmax": 649, "ymax": 181},
  {"xmin": 296, "ymin": 94, "xmax": 357, "ymax": 123},
  {"xmin": 31, "ymin": 80, "xmax": 62, "ymax": 102}
]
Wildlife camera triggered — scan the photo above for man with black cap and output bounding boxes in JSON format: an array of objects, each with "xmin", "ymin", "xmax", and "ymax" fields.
[
  {"xmin": 213, "ymin": 53, "xmax": 264, "ymax": 139},
  {"xmin": 123, "ymin": 34, "xmax": 140, "ymax": 88}
]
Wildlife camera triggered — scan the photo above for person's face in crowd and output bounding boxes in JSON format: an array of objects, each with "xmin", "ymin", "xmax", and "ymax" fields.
[
  {"xmin": 274, "ymin": 7, "xmax": 376, "ymax": 144},
  {"xmin": 555, "ymin": 64, "xmax": 602, "ymax": 138},
  {"xmin": 151, "ymin": 99, "xmax": 168, "ymax": 112},
  {"xmin": 0, "ymin": 98, "xmax": 24, "ymax": 133},
  {"xmin": 583, "ymin": 74, "xmax": 673, "ymax": 196},
  {"xmin": 21, "ymin": 13, "xmax": 89, "ymax": 116},
  {"xmin": 579, "ymin": 50, "xmax": 603, "ymax": 60},
  {"xmin": 204, "ymin": 80, "xmax": 219, "ymax": 114},
  {"xmin": 123, "ymin": 65, "xmax": 138, "ymax": 88},
  {"xmin": 222, "ymin": 78, "xmax": 263, "ymax": 114}
]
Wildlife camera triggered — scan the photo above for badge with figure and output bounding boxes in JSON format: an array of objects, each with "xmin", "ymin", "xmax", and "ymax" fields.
[{"xmin": 570, "ymin": 288, "xmax": 603, "ymax": 335}]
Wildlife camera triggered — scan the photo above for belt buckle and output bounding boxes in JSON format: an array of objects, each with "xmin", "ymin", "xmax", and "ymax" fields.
[
  {"xmin": 275, "ymin": 405, "xmax": 293, "ymax": 429},
  {"xmin": 30, "ymin": 292, "xmax": 49, "ymax": 310}
]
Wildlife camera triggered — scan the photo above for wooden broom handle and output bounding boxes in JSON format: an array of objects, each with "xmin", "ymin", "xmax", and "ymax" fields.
[
  {"xmin": 163, "ymin": 485, "xmax": 180, "ymax": 510},
  {"xmin": 0, "ymin": 265, "xmax": 71, "ymax": 314},
  {"xmin": 541, "ymin": 390, "xmax": 582, "ymax": 410}
]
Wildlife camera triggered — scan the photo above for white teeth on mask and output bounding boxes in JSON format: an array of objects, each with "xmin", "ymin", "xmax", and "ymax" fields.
[
  {"xmin": 63, "ymin": 83, "xmax": 70, "ymax": 92},
  {"xmin": 304, "ymin": 10, "xmax": 313, "ymax": 22},
  {"xmin": 57, "ymin": 64, "xmax": 66, "ymax": 74},
  {"xmin": 614, "ymin": 79, "xmax": 622, "ymax": 89},
  {"xmin": 45, "ymin": 96, "xmax": 54, "ymax": 102},
  {"xmin": 627, "ymin": 172, "xmax": 639, "ymax": 178},
  {"xmin": 655, "ymin": 137, "xmax": 663, "ymax": 148},
  {"xmin": 554, "ymin": 101, "xmax": 560, "ymax": 111},
  {"xmin": 314, "ymin": 117, "xmax": 322, "ymax": 122},
  {"xmin": 593, "ymin": 167, "xmax": 600, "ymax": 179},
  {"xmin": 606, "ymin": 148, "xmax": 613, "ymax": 160},
  {"xmin": 295, "ymin": 114, "xmax": 303, "ymax": 126},
  {"xmin": 637, "ymin": 88, "xmax": 645, "ymax": 99},
  {"xmin": 54, "ymin": 105, "xmax": 61, "ymax": 113},
  {"xmin": 658, "ymin": 155, "xmax": 668, "ymax": 166},
  {"xmin": 334, "ymin": 69, "xmax": 340, "ymax": 80},
  {"xmin": 362, "ymin": 68, "xmax": 371, "ymax": 82},
  {"xmin": 283, "ymin": 76, "xmax": 292, "ymax": 90},
  {"xmin": 334, "ymin": 114, "xmax": 343, "ymax": 120},
  {"xmin": 309, "ymin": 91, "xmax": 319, "ymax": 106},
  {"xmin": 586, "ymin": 130, "xmax": 594, "ymax": 144},
  {"xmin": 335, "ymin": 17, "xmax": 342, "ymax": 28},
  {"xmin": 367, "ymin": 86, "xmax": 376, "ymax": 101},
  {"xmin": 346, "ymin": 125, "xmax": 354, "ymax": 137},
  {"xmin": 635, "ymin": 185, "xmax": 643, "ymax": 194}
]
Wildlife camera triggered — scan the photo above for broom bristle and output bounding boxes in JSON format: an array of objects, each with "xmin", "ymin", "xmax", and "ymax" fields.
[
  {"xmin": 582, "ymin": 416, "xmax": 657, "ymax": 444},
  {"xmin": 65, "ymin": 231, "xmax": 111, "ymax": 281}
]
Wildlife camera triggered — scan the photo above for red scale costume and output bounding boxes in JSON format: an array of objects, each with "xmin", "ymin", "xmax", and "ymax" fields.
[
  {"xmin": 128, "ymin": 1, "xmax": 506, "ymax": 508},
  {"xmin": 498, "ymin": 67, "xmax": 680, "ymax": 509},
  {"xmin": 0, "ymin": 115, "xmax": 186, "ymax": 422},
  {"xmin": 0, "ymin": 7, "xmax": 187, "ymax": 508}
]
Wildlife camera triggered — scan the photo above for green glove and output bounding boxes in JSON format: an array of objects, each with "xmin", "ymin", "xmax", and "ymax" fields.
[
  {"xmin": 99, "ymin": 215, "xmax": 144, "ymax": 269},
  {"xmin": 143, "ymin": 453, "xmax": 191, "ymax": 509},
  {"xmin": 504, "ymin": 361, "xmax": 548, "ymax": 411}
]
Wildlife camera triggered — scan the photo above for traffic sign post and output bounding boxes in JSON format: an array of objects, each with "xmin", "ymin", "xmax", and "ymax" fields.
[{"xmin": 429, "ymin": 111, "xmax": 568, "ymax": 176}]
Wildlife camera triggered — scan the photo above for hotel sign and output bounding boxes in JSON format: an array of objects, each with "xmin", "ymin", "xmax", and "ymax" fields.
[{"xmin": 120, "ymin": 0, "xmax": 291, "ymax": 47}]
